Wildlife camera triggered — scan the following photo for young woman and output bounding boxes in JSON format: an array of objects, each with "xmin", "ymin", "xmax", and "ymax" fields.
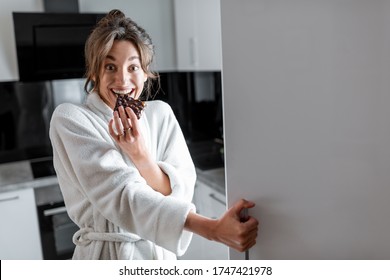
[{"xmin": 49, "ymin": 9, "xmax": 258, "ymax": 260}]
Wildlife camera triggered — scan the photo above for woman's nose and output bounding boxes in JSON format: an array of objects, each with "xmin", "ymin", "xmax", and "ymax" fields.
[{"xmin": 116, "ymin": 68, "xmax": 130, "ymax": 84}]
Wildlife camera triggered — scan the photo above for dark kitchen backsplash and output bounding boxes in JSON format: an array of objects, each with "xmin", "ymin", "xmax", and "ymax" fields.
[
  {"xmin": 155, "ymin": 71, "xmax": 223, "ymax": 142},
  {"xmin": 0, "ymin": 80, "xmax": 54, "ymax": 164},
  {"xmin": 0, "ymin": 71, "xmax": 223, "ymax": 165}
]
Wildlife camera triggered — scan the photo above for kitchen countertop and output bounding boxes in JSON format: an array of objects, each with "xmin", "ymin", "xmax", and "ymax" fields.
[
  {"xmin": 187, "ymin": 140, "xmax": 226, "ymax": 195},
  {"xmin": 0, "ymin": 161, "xmax": 58, "ymax": 193},
  {"xmin": 0, "ymin": 175, "xmax": 59, "ymax": 194}
]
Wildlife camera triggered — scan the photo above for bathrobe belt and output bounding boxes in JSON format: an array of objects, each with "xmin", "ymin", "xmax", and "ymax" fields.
[{"xmin": 73, "ymin": 227, "xmax": 142, "ymax": 246}]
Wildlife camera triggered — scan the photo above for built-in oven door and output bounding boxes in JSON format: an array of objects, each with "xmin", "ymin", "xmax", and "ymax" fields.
[
  {"xmin": 37, "ymin": 201, "xmax": 78, "ymax": 259},
  {"xmin": 35, "ymin": 184, "xmax": 78, "ymax": 260}
]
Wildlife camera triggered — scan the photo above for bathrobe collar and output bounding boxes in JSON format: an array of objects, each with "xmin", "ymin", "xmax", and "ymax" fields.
[{"xmin": 85, "ymin": 91, "xmax": 113, "ymax": 121}]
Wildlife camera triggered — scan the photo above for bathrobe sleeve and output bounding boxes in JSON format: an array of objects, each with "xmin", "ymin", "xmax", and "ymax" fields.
[
  {"xmin": 146, "ymin": 101, "xmax": 196, "ymax": 203},
  {"xmin": 49, "ymin": 102, "xmax": 195, "ymax": 255}
]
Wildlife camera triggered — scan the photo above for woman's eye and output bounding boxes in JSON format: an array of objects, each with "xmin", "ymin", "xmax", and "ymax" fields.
[
  {"xmin": 105, "ymin": 64, "xmax": 116, "ymax": 71},
  {"xmin": 129, "ymin": 65, "xmax": 140, "ymax": 72}
]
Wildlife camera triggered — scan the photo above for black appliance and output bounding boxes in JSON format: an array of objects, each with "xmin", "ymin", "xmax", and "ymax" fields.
[{"xmin": 12, "ymin": 12, "xmax": 104, "ymax": 81}]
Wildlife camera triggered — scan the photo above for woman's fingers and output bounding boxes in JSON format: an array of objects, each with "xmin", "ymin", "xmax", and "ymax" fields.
[
  {"xmin": 109, "ymin": 106, "xmax": 141, "ymax": 143},
  {"xmin": 108, "ymin": 119, "xmax": 116, "ymax": 136},
  {"xmin": 232, "ymin": 199, "xmax": 255, "ymax": 216},
  {"xmin": 113, "ymin": 110, "xmax": 125, "ymax": 136},
  {"xmin": 125, "ymin": 107, "xmax": 139, "ymax": 137},
  {"xmin": 217, "ymin": 199, "xmax": 259, "ymax": 252},
  {"xmin": 118, "ymin": 106, "xmax": 132, "ymax": 130}
]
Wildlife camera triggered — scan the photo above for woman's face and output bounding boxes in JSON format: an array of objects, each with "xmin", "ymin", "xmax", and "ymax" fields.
[{"xmin": 98, "ymin": 40, "xmax": 147, "ymax": 109}]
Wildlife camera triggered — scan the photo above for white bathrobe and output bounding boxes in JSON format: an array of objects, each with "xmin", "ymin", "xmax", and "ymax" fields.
[{"xmin": 49, "ymin": 92, "xmax": 196, "ymax": 260}]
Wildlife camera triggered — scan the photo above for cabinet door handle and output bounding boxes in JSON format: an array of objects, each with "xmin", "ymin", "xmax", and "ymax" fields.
[
  {"xmin": 43, "ymin": 206, "xmax": 67, "ymax": 217},
  {"xmin": 209, "ymin": 193, "xmax": 226, "ymax": 206},
  {"xmin": 0, "ymin": 195, "xmax": 20, "ymax": 203}
]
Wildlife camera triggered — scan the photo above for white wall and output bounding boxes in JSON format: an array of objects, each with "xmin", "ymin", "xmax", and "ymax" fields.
[
  {"xmin": 221, "ymin": 0, "xmax": 390, "ymax": 259},
  {"xmin": 0, "ymin": 0, "xmax": 175, "ymax": 81}
]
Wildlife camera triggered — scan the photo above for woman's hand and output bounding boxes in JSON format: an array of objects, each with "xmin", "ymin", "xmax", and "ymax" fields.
[
  {"xmin": 185, "ymin": 199, "xmax": 259, "ymax": 252},
  {"xmin": 213, "ymin": 199, "xmax": 258, "ymax": 251},
  {"xmin": 108, "ymin": 106, "xmax": 171, "ymax": 195},
  {"xmin": 109, "ymin": 105, "xmax": 148, "ymax": 160}
]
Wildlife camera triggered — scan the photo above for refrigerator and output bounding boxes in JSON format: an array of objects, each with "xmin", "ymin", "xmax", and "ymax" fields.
[{"xmin": 221, "ymin": 0, "xmax": 390, "ymax": 259}]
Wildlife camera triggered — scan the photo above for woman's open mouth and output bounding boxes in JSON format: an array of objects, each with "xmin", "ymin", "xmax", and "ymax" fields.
[{"xmin": 111, "ymin": 88, "xmax": 135, "ymax": 95}]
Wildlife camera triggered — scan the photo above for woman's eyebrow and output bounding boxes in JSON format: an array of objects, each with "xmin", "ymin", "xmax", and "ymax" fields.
[
  {"xmin": 128, "ymin": 56, "xmax": 140, "ymax": 61},
  {"xmin": 105, "ymin": 55, "xmax": 140, "ymax": 61}
]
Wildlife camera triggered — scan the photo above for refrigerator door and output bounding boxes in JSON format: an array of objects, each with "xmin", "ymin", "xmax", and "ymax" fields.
[{"xmin": 222, "ymin": 0, "xmax": 390, "ymax": 260}]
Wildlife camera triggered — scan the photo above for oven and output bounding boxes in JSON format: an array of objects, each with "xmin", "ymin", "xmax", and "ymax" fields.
[{"xmin": 35, "ymin": 183, "xmax": 78, "ymax": 260}]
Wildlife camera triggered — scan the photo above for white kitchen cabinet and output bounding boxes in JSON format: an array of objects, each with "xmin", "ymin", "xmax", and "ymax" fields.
[
  {"xmin": 179, "ymin": 180, "xmax": 228, "ymax": 260},
  {"xmin": 0, "ymin": 188, "xmax": 42, "ymax": 259},
  {"xmin": 173, "ymin": 0, "xmax": 222, "ymax": 71}
]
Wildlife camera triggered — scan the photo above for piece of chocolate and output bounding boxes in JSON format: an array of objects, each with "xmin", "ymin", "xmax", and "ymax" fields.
[{"xmin": 114, "ymin": 95, "xmax": 146, "ymax": 119}]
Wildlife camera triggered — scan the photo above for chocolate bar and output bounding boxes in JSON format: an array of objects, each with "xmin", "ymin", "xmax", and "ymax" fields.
[{"xmin": 114, "ymin": 95, "xmax": 146, "ymax": 119}]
